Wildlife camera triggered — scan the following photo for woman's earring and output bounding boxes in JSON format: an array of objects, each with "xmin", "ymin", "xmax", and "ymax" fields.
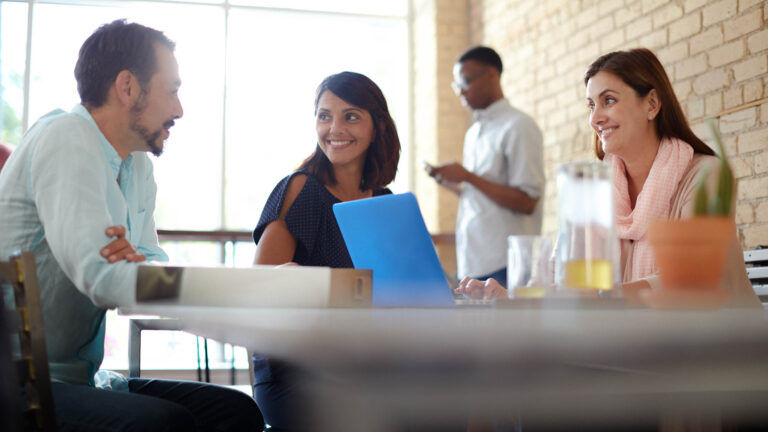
[{"xmin": 648, "ymin": 113, "xmax": 654, "ymax": 120}]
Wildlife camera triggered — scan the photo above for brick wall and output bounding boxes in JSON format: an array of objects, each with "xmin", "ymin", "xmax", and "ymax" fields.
[
  {"xmin": 413, "ymin": 0, "xmax": 768, "ymax": 257},
  {"xmin": 411, "ymin": 0, "xmax": 469, "ymax": 273}
]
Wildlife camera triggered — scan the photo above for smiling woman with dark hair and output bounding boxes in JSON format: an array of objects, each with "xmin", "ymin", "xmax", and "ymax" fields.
[
  {"xmin": 253, "ymin": 71, "xmax": 400, "ymax": 269},
  {"xmin": 251, "ymin": 71, "xmax": 401, "ymax": 430}
]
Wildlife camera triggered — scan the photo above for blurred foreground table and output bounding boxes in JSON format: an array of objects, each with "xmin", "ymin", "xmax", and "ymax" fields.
[{"xmin": 119, "ymin": 304, "xmax": 768, "ymax": 431}]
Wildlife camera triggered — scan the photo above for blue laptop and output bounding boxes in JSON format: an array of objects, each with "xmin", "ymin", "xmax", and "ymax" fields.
[{"xmin": 333, "ymin": 192, "xmax": 456, "ymax": 307}]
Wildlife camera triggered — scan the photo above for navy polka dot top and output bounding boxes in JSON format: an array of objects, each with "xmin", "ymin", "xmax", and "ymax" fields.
[{"xmin": 253, "ymin": 170, "xmax": 392, "ymax": 269}]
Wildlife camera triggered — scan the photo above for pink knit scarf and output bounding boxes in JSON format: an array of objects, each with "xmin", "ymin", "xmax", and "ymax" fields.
[{"xmin": 605, "ymin": 137, "xmax": 694, "ymax": 281}]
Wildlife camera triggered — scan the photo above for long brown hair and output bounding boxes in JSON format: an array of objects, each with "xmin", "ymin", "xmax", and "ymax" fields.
[
  {"xmin": 584, "ymin": 48, "xmax": 714, "ymax": 160},
  {"xmin": 299, "ymin": 72, "xmax": 400, "ymax": 191}
]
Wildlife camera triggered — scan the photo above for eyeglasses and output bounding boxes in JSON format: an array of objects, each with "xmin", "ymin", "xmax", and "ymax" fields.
[{"xmin": 451, "ymin": 69, "xmax": 487, "ymax": 94}]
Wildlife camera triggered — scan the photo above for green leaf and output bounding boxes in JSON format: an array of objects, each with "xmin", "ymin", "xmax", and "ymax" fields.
[
  {"xmin": 707, "ymin": 120, "xmax": 733, "ymax": 216},
  {"xmin": 693, "ymin": 167, "xmax": 709, "ymax": 216}
]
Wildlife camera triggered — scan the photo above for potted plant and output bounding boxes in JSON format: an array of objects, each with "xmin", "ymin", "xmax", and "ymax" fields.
[{"xmin": 645, "ymin": 121, "xmax": 735, "ymax": 309}]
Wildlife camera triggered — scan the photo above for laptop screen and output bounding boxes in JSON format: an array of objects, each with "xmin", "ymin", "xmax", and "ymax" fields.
[{"xmin": 333, "ymin": 193, "xmax": 455, "ymax": 307}]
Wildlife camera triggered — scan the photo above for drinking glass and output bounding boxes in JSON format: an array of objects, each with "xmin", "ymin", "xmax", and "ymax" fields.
[{"xmin": 507, "ymin": 235, "xmax": 552, "ymax": 299}]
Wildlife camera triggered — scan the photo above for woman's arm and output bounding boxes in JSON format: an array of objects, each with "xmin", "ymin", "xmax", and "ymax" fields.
[
  {"xmin": 254, "ymin": 219, "xmax": 297, "ymax": 265},
  {"xmin": 253, "ymin": 174, "xmax": 307, "ymax": 265}
]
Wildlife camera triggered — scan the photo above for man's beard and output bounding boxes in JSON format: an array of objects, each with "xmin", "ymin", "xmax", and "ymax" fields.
[{"xmin": 129, "ymin": 93, "xmax": 166, "ymax": 157}]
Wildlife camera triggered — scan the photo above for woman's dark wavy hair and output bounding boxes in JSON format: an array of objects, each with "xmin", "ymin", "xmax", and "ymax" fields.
[
  {"xmin": 299, "ymin": 71, "xmax": 400, "ymax": 191},
  {"xmin": 584, "ymin": 48, "xmax": 714, "ymax": 160},
  {"xmin": 75, "ymin": 19, "xmax": 175, "ymax": 108}
]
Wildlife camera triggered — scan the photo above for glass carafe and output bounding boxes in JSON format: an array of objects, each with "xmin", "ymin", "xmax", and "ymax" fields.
[{"xmin": 554, "ymin": 162, "xmax": 620, "ymax": 296}]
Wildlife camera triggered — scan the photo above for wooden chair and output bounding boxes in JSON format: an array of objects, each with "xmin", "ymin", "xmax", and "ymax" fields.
[{"xmin": 1, "ymin": 252, "xmax": 56, "ymax": 431}]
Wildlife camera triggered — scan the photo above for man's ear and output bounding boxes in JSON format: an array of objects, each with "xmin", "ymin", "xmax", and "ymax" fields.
[{"xmin": 114, "ymin": 70, "xmax": 139, "ymax": 106}]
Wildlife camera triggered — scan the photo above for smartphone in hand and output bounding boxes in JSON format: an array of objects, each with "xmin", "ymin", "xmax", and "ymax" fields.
[{"xmin": 422, "ymin": 160, "xmax": 436, "ymax": 176}]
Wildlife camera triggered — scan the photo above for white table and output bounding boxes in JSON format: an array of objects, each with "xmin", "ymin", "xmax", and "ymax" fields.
[{"xmin": 120, "ymin": 303, "xmax": 768, "ymax": 431}]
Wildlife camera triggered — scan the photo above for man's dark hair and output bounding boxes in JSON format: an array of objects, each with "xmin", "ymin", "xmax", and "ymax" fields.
[
  {"xmin": 299, "ymin": 71, "xmax": 400, "ymax": 191},
  {"xmin": 457, "ymin": 46, "xmax": 503, "ymax": 73},
  {"xmin": 74, "ymin": 19, "xmax": 175, "ymax": 108}
]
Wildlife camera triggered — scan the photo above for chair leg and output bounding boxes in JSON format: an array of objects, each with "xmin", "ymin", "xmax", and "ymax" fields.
[{"xmin": 128, "ymin": 320, "xmax": 141, "ymax": 378}]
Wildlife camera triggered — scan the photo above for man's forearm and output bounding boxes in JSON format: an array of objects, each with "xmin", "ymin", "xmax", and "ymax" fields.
[{"xmin": 464, "ymin": 173, "xmax": 538, "ymax": 213}]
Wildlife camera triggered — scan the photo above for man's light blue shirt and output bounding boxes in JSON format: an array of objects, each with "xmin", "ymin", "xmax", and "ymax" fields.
[{"xmin": 0, "ymin": 104, "xmax": 167, "ymax": 385}]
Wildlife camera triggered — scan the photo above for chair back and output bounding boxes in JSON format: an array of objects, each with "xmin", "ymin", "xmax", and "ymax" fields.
[
  {"xmin": 1, "ymin": 252, "xmax": 56, "ymax": 431},
  {"xmin": 745, "ymin": 248, "xmax": 768, "ymax": 307}
]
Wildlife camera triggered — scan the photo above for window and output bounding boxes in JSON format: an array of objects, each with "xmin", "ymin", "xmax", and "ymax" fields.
[{"xmin": 1, "ymin": 0, "xmax": 410, "ymax": 373}]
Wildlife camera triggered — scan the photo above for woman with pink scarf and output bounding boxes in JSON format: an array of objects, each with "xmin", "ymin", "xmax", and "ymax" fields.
[{"xmin": 457, "ymin": 48, "xmax": 760, "ymax": 308}]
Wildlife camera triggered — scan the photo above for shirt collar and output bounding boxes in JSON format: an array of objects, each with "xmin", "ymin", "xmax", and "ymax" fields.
[
  {"xmin": 71, "ymin": 104, "xmax": 132, "ymax": 179},
  {"xmin": 473, "ymin": 98, "xmax": 510, "ymax": 122}
]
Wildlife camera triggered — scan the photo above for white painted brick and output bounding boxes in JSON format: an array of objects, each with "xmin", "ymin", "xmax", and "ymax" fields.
[
  {"xmin": 590, "ymin": 15, "xmax": 615, "ymax": 40},
  {"xmin": 674, "ymin": 79, "xmax": 693, "ymax": 100},
  {"xmin": 709, "ymin": 40, "xmax": 745, "ymax": 67},
  {"xmin": 670, "ymin": 12, "xmax": 702, "ymax": 42},
  {"xmin": 685, "ymin": 0, "xmax": 709, "ymax": 13},
  {"xmin": 738, "ymin": 176, "xmax": 768, "ymax": 200},
  {"xmin": 706, "ymin": 93, "xmax": 723, "ymax": 117},
  {"xmin": 724, "ymin": 86, "xmax": 744, "ymax": 109},
  {"xmin": 676, "ymin": 53, "xmax": 708, "ymax": 79},
  {"xmin": 742, "ymin": 223, "xmax": 768, "ymax": 249},
  {"xmin": 614, "ymin": 2, "xmax": 642, "ymax": 27},
  {"xmin": 736, "ymin": 202, "xmax": 755, "ymax": 224},
  {"xmin": 703, "ymin": 0, "xmax": 738, "ymax": 27},
  {"xmin": 686, "ymin": 98, "xmax": 705, "ymax": 119},
  {"xmin": 577, "ymin": 4, "xmax": 599, "ymax": 27},
  {"xmin": 640, "ymin": 28, "xmax": 669, "ymax": 49},
  {"xmin": 731, "ymin": 155, "xmax": 753, "ymax": 178},
  {"xmin": 761, "ymin": 102, "xmax": 768, "ymax": 124},
  {"xmin": 756, "ymin": 202, "xmax": 768, "ymax": 223},
  {"xmin": 643, "ymin": 0, "xmax": 673, "ymax": 15},
  {"xmin": 599, "ymin": 0, "xmax": 624, "ymax": 17},
  {"xmin": 658, "ymin": 41, "xmax": 689, "ymax": 64},
  {"xmin": 626, "ymin": 16, "xmax": 652, "ymax": 41},
  {"xmin": 739, "ymin": 0, "xmax": 764, "ymax": 12},
  {"xmin": 733, "ymin": 55, "xmax": 768, "ymax": 82},
  {"xmin": 755, "ymin": 151, "xmax": 768, "ymax": 174},
  {"xmin": 600, "ymin": 27, "xmax": 626, "ymax": 51},
  {"xmin": 691, "ymin": 26, "xmax": 724, "ymax": 55},
  {"xmin": 747, "ymin": 29, "xmax": 768, "ymax": 54},
  {"xmin": 693, "ymin": 68, "xmax": 730, "ymax": 95},
  {"xmin": 653, "ymin": 3, "xmax": 684, "ymax": 29},
  {"xmin": 723, "ymin": 9, "xmax": 762, "ymax": 41},
  {"xmin": 720, "ymin": 107, "xmax": 756, "ymax": 134},
  {"xmin": 744, "ymin": 79, "xmax": 763, "ymax": 103},
  {"xmin": 739, "ymin": 127, "xmax": 768, "ymax": 153},
  {"xmin": 725, "ymin": 135, "xmax": 739, "ymax": 158}
]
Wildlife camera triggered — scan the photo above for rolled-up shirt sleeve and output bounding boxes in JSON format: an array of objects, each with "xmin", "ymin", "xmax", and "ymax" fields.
[{"xmin": 504, "ymin": 117, "xmax": 545, "ymax": 199}]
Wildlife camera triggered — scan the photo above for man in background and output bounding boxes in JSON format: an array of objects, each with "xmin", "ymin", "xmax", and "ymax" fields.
[
  {"xmin": 0, "ymin": 19, "xmax": 262, "ymax": 431},
  {"xmin": 426, "ymin": 46, "xmax": 545, "ymax": 288}
]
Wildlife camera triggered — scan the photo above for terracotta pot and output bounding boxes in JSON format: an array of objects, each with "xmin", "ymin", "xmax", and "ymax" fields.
[{"xmin": 645, "ymin": 217, "xmax": 734, "ymax": 309}]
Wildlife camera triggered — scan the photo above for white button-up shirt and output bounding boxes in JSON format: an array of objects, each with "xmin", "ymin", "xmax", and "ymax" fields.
[{"xmin": 457, "ymin": 98, "xmax": 545, "ymax": 278}]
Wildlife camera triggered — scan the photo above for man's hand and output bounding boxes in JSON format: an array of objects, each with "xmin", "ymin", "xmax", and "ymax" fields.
[
  {"xmin": 101, "ymin": 226, "xmax": 146, "ymax": 263},
  {"xmin": 426, "ymin": 161, "xmax": 472, "ymax": 184},
  {"xmin": 424, "ymin": 161, "xmax": 467, "ymax": 195}
]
